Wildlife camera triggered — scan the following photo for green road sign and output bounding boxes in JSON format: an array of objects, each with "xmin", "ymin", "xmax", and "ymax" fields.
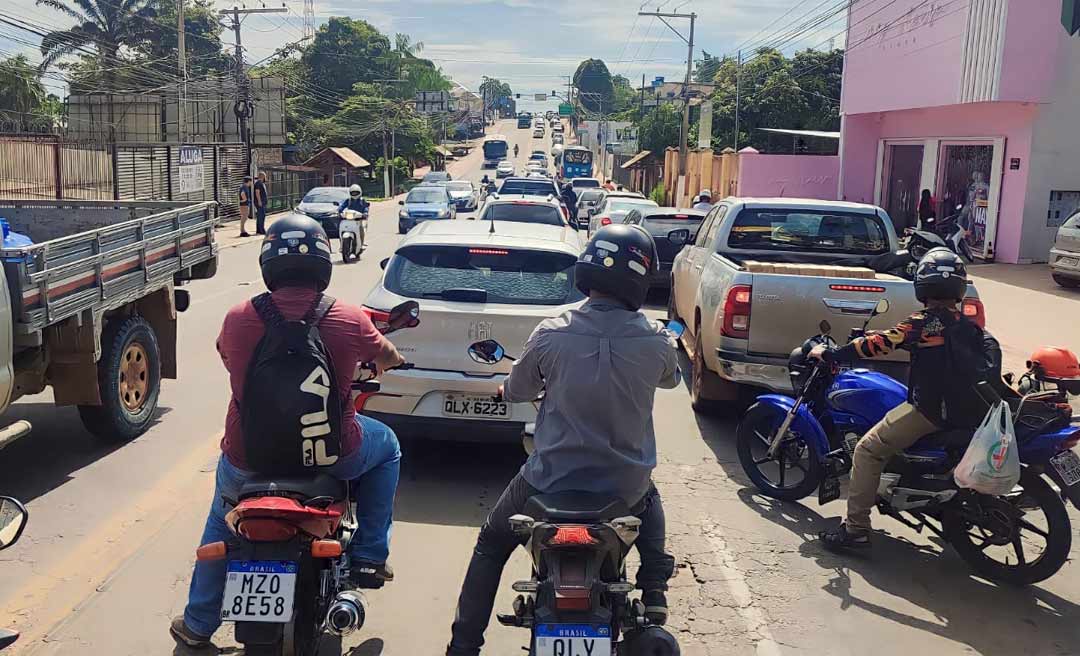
[{"xmin": 559, "ymin": 103, "xmax": 573, "ymax": 116}]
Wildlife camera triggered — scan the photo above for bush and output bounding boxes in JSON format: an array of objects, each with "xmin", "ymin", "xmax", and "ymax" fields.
[{"xmin": 649, "ymin": 182, "xmax": 666, "ymax": 206}]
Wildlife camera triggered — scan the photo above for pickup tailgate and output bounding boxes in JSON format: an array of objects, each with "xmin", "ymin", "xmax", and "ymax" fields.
[{"xmin": 746, "ymin": 272, "xmax": 917, "ymax": 357}]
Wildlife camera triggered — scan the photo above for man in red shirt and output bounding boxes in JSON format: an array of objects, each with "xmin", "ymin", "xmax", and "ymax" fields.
[{"xmin": 171, "ymin": 214, "xmax": 405, "ymax": 648}]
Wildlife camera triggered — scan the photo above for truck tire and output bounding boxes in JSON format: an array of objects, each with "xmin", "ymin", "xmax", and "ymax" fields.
[
  {"xmin": 78, "ymin": 316, "xmax": 162, "ymax": 443},
  {"xmin": 690, "ymin": 330, "xmax": 720, "ymax": 414}
]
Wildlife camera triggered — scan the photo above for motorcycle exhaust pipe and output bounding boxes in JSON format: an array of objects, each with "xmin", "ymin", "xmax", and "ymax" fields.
[{"xmin": 325, "ymin": 590, "xmax": 367, "ymax": 636}]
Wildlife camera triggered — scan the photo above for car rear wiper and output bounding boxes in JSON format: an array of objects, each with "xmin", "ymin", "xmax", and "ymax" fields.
[{"xmin": 422, "ymin": 288, "xmax": 489, "ymax": 302}]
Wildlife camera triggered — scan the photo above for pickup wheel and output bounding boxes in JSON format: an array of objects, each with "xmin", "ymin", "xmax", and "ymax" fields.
[
  {"xmin": 78, "ymin": 316, "xmax": 162, "ymax": 443},
  {"xmin": 690, "ymin": 331, "xmax": 720, "ymax": 414},
  {"xmin": 1052, "ymin": 273, "xmax": 1079, "ymax": 289}
]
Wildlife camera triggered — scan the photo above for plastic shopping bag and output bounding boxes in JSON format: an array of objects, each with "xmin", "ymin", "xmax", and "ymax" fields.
[{"xmin": 953, "ymin": 401, "xmax": 1021, "ymax": 495}]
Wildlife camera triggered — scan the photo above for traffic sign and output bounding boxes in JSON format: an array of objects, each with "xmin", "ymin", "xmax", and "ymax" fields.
[{"xmin": 559, "ymin": 103, "xmax": 573, "ymax": 116}]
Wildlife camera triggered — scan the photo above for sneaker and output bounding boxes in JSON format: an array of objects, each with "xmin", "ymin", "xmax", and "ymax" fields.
[
  {"xmin": 350, "ymin": 561, "xmax": 394, "ymax": 589},
  {"xmin": 169, "ymin": 617, "xmax": 211, "ymax": 649},
  {"xmin": 818, "ymin": 523, "xmax": 871, "ymax": 553},
  {"xmin": 642, "ymin": 590, "xmax": 668, "ymax": 626},
  {"xmin": 239, "ymin": 231, "xmax": 251, "ymax": 238}
]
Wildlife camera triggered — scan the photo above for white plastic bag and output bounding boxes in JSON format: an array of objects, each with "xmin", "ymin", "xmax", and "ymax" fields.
[{"xmin": 953, "ymin": 401, "xmax": 1020, "ymax": 495}]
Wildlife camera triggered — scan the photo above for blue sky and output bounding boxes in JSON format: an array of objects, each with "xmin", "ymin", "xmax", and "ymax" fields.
[{"xmin": 0, "ymin": 0, "xmax": 847, "ymax": 106}]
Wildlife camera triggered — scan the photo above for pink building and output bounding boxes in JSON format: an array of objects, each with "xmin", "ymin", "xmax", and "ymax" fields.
[{"xmin": 839, "ymin": 0, "xmax": 1080, "ymax": 263}]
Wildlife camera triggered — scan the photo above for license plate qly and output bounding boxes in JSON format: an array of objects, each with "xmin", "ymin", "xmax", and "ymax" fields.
[
  {"xmin": 1050, "ymin": 449, "xmax": 1080, "ymax": 486},
  {"xmin": 221, "ymin": 561, "xmax": 298, "ymax": 622},
  {"xmin": 534, "ymin": 624, "xmax": 612, "ymax": 656}
]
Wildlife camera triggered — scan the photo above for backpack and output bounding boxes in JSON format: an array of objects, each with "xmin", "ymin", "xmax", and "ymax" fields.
[
  {"xmin": 940, "ymin": 315, "xmax": 998, "ymax": 428},
  {"xmin": 241, "ymin": 292, "xmax": 343, "ymax": 475}
]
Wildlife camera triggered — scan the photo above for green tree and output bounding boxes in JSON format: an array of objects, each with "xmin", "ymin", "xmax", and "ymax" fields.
[
  {"xmin": 37, "ymin": 0, "xmax": 157, "ymax": 89},
  {"xmin": 638, "ymin": 102, "xmax": 681, "ymax": 154},
  {"xmin": 139, "ymin": 0, "xmax": 230, "ymax": 84},
  {"xmin": 694, "ymin": 50, "xmax": 722, "ymax": 84},
  {"xmin": 610, "ymin": 74, "xmax": 638, "ymax": 118},
  {"xmin": 0, "ymin": 55, "xmax": 56, "ymax": 130},
  {"xmin": 301, "ymin": 17, "xmax": 393, "ymax": 112},
  {"xmin": 573, "ymin": 58, "xmax": 614, "ymax": 114}
]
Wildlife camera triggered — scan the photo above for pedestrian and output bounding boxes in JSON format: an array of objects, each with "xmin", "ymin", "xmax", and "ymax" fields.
[
  {"xmin": 238, "ymin": 175, "xmax": 253, "ymax": 238},
  {"xmin": 917, "ymin": 189, "xmax": 936, "ymax": 230},
  {"xmin": 254, "ymin": 171, "xmax": 269, "ymax": 235},
  {"xmin": 603, "ymin": 178, "xmax": 616, "ymax": 191},
  {"xmin": 693, "ymin": 189, "xmax": 714, "ymax": 212}
]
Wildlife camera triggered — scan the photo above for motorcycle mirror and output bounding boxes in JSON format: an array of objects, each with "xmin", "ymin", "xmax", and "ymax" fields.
[
  {"xmin": 663, "ymin": 319, "xmax": 686, "ymax": 339},
  {"xmin": 874, "ymin": 298, "xmax": 890, "ymax": 315},
  {"xmin": 667, "ymin": 228, "xmax": 691, "ymax": 246},
  {"xmin": 819, "ymin": 320, "xmax": 832, "ymax": 335},
  {"xmin": 388, "ymin": 300, "xmax": 420, "ymax": 330},
  {"xmin": 379, "ymin": 258, "xmax": 390, "ymax": 270},
  {"xmin": 0, "ymin": 497, "xmax": 28, "ymax": 551},
  {"xmin": 398, "ymin": 200, "xmax": 405, "ymax": 206},
  {"xmin": 468, "ymin": 339, "xmax": 508, "ymax": 365}
]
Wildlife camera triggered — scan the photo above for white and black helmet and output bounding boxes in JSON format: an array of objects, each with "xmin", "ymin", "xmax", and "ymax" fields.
[
  {"xmin": 914, "ymin": 247, "xmax": 967, "ymax": 302},
  {"xmin": 575, "ymin": 224, "xmax": 658, "ymax": 310},
  {"xmin": 259, "ymin": 213, "xmax": 333, "ymax": 291},
  {"xmin": 349, "ymin": 184, "xmax": 363, "ymax": 197}
]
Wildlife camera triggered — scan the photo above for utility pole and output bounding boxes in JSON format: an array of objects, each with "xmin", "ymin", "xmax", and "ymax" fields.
[
  {"xmin": 638, "ymin": 9, "xmax": 696, "ymax": 184},
  {"xmin": 177, "ymin": 0, "xmax": 186, "ymax": 142},
  {"xmin": 220, "ymin": 5, "xmax": 288, "ymax": 178},
  {"xmin": 734, "ymin": 49, "xmax": 741, "ymax": 151}
]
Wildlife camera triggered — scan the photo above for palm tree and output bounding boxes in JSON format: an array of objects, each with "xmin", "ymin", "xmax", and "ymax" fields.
[
  {"xmin": 36, "ymin": 0, "xmax": 156, "ymax": 90},
  {"xmin": 0, "ymin": 55, "xmax": 48, "ymax": 130}
]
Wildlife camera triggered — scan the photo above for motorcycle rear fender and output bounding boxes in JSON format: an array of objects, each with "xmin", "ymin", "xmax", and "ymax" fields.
[{"xmin": 755, "ymin": 395, "xmax": 831, "ymax": 457}]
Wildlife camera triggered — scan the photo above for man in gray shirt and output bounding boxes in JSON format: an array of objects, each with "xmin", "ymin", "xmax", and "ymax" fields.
[{"xmin": 446, "ymin": 225, "xmax": 680, "ymax": 656}]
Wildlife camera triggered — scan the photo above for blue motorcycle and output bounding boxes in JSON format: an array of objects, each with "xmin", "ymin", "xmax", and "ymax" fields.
[{"xmin": 736, "ymin": 301, "xmax": 1080, "ymax": 585}]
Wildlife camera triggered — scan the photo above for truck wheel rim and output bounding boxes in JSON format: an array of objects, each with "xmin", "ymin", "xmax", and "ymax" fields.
[{"xmin": 119, "ymin": 342, "xmax": 149, "ymax": 412}]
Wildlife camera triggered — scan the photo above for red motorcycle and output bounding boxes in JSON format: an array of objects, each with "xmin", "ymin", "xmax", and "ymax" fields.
[{"xmin": 193, "ymin": 302, "xmax": 418, "ymax": 656}]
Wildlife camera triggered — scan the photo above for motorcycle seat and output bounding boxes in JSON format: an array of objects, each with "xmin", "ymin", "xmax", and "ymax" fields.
[
  {"xmin": 239, "ymin": 474, "xmax": 346, "ymax": 502},
  {"xmin": 524, "ymin": 492, "xmax": 630, "ymax": 522},
  {"xmin": 910, "ymin": 429, "xmax": 972, "ymax": 452}
]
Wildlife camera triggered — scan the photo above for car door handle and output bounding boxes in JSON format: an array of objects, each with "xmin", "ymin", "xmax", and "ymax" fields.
[
  {"xmin": 693, "ymin": 263, "xmax": 704, "ymax": 270},
  {"xmin": 822, "ymin": 298, "xmax": 877, "ymax": 314}
]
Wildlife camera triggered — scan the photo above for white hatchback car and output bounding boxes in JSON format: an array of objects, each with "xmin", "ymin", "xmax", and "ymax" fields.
[{"xmin": 359, "ymin": 220, "xmax": 586, "ymax": 441}]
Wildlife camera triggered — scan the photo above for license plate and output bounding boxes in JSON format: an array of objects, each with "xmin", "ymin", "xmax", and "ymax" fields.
[
  {"xmin": 1050, "ymin": 449, "xmax": 1080, "ymax": 486},
  {"xmin": 442, "ymin": 394, "xmax": 509, "ymax": 418},
  {"xmin": 534, "ymin": 624, "xmax": 612, "ymax": 656},
  {"xmin": 818, "ymin": 476, "xmax": 841, "ymax": 505},
  {"xmin": 221, "ymin": 561, "xmax": 298, "ymax": 622}
]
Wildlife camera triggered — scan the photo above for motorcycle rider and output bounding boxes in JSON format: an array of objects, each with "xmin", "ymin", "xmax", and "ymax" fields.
[
  {"xmin": 170, "ymin": 215, "xmax": 405, "ymax": 649},
  {"xmin": 337, "ymin": 184, "xmax": 369, "ymax": 251},
  {"xmin": 445, "ymin": 224, "xmax": 680, "ymax": 656},
  {"xmin": 809, "ymin": 248, "xmax": 987, "ymax": 551},
  {"xmin": 560, "ymin": 181, "xmax": 578, "ymax": 222},
  {"xmin": 693, "ymin": 189, "xmax": 714, "ymax": 211}
]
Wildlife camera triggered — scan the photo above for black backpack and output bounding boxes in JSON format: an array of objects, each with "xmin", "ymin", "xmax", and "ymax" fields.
[
  {"xmin": 241, "ymin": 292, "xmax": 343, "ymax": 475},
  {"xmin": 940, "ymin": 315, "xmax": 998, "ymax": 427}
]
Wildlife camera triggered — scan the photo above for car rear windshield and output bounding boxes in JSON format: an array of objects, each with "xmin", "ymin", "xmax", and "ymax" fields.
[
  {"xmin": 499, "ymin": 180, "xmax": 556, "ymax": 197},
  {"xmin": 573, "ymin": 179, "xmax": 600, "ymax": 188},
  {"xmin": 728, "ymin": 209, "xmax": 890, "ymax": 255},
  {"xmin": 384, "ymin": 245, "xmax": 584, "ymax": 305},
  {"xmin": 448, "ymin": 181, "xmax": 473, "ymax": 191},
  {"xmin": 406, "ymin": 189, "xmax": 446, "ymax": 204},
  {"xmin": 578, "ymin": 190, "xmax": 604, "ymax": 202},
  {"xmin": 303, "ymin": 189, "xmax": 348, "ymax": 203},
  {"xmin": 642, "ymin": 214, "xmax": 704, "ymax": 237},
  {"xmin": 481, "ymin": 203, "xmax": 564, "ymax": 226},
  {"xmin": 608, "ymin": 199, "xmax": 655, "ymax": 213}
]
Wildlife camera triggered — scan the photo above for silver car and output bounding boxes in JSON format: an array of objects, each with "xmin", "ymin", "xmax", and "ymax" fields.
[
  {"xmin": 359, "ymin": 220, "xmax": 586, "ymax": 441},
  {"xmin": 587, "ymin": 192, "xmax": 656, "ymax": 235},
  {"xmin": 1050, "ymin": 208, "xmax": 1080, "ymax": 288}
]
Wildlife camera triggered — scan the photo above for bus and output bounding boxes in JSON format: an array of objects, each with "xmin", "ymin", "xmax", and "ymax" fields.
[
  {"xmin": 517, "ymin": 113, "xmax": 531, "ymax": 129},
  {"xmin": 560, "ymin": 145, "xmax": 593, "ymax": 179},
  {"xmin": 482, "ymin": 134, "xmax": 509, "ymax": 169}
]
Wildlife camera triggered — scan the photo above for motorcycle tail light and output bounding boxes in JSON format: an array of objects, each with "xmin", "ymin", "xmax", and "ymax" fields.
[
  {"xmin": 961, "ymin": 298, "xmax": 986, "ymax": 328},
  {"xmin": 311, "ymin": 539, "xmax": 343, "ymax": 558},
  {"xmin": 546, "ymin": 525, "xmax": 598, "ymax": 546},
  {"xmin": 600, "ymin": 217, "xmax": 612, "ymax": 226},
  {"xmin": 554, "ymin": 593, "xmax": 591, "ymax": 611},
  {"xmin": 196, "ymin": 541, "xmax": 227, "ymax": 561},
  {"xmin": 722, "ymin": 285, "xmax": 753, "ymax": 338},
  {"xmin": 238, "ymin": 519, "xmax": 299, "ymax": 542}
]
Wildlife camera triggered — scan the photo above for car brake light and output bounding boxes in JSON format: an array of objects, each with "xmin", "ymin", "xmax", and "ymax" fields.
[
  {"xmin": 829, "ymin": 284, "xmax": 886, "ymax": 293},
  {"xmin": 469, "ymin": 248, "xmax": 509, "ymax": 255},
  {"xmin": 547, "ymin": 525, "xmax": 598, "ymax": 546},
  {"xmin": 722, "ymin": 285, "xmax": 752, "ymax": 339},
  {"xmin": 962, "ymin": 298, "xmax": 986, "ymax": 328},
  {"xmin": 600, "ymin": 217, "xmax": 612, "ymax": 226}
]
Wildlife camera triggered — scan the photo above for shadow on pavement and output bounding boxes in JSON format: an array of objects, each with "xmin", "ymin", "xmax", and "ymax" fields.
[
  {"xmin": 737, "ymin": 487, "xmax": 1080, "ymax": 655},
  {"xmin": 970, "ymin": 263, "xmax": 1080, "ymax": 300},
  {"xmin": 392, "ymin": 437, "xmax": 524, "ymax": 528},
  {"xmin": 346, "ymin": 637, "xmax": 385, "ymax": 655},
  {"xmin": 0, "ymin": 402, "xmax": 172, "ymax": 503}
]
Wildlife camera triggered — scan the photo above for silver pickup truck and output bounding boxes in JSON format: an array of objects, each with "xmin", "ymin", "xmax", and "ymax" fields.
[
  {"xmin": 668, "ymin": 197, "xmax": 983, "ymax": 410},
  {"xmin": 0, "ymin": 200, "xmax": 219, "ymax": 447}
]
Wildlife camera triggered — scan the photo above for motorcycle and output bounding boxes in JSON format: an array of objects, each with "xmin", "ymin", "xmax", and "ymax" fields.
[
  {"xmin": 339, "ymin": 209, "xmax": 367, "ymax": 263},
  {"xmin": 0, "ymin": 496, "xmax": 29, "ymax": 651},
  {"xmin": 736, "ymin": 299, "xmax": 1080, "ymax": 584},
  {"xmin": 193, "ymin": 301, "xmax": 419, "ymax": 656},
  {"xmin": 909, "ymin": 204, "xmax": 974, "ymax": 262},
  {"xmin": 465, "ymin": 321, "xmax": 685, "ymax": 656}
]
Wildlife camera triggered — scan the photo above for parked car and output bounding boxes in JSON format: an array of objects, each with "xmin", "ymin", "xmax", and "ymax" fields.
[
  {"xmin": 295, "ymin": 186, "xmax": 350, "ymax": 236},
  {"xmin": 622, "ymin": 208, "xmax": 707, "ymax": 290},
  {"xmin": 398, "ymin": 184, "xmax": 456, "ymax": 234},
  {"xmin": 446, "ymin": 180, "xmax": 480, "ymax": 212},
  {"xmin": 1050, "ymin": 208, "xmax": 1080, "ymax": 288},
  {"xmin": 587, "ymin": 192, "xmax": 656, "ymax": 234},
  {"xmin": 360, "ymin": 220, "xmax": 586, "ymax": 441},
  {"xmin": 575, "ymin": 188, "xmax": 605, "ymax": 227},
  {"xmin": 669, "ymin": 198, "xmax": 984, "ymax": 410},
  {"xmin": 422, "ymin": 171, "xmax": 452, "ymax": 183},
  {"xmin": 571, "ymin": 178, "xmax": 601, "ymax": 190},
  {"xmin": 496, "ymin": 160, "xmax": 515, "ymax": 178}
]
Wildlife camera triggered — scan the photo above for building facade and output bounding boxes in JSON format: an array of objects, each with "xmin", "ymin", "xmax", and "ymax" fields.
[{"xmin": 839, "ymin": 0, "xmax": 1080, "ymax": 263}]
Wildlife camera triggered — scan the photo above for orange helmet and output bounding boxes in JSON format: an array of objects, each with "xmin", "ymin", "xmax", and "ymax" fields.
[{"xmin": 1028, "ymin": 347, "xmax": 1080, "ymax": 380}]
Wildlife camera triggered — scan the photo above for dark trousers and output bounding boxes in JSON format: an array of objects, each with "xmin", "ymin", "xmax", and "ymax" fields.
[
  {"xmin": 255, "ymin": 205, "xmax": 267, "ymax": 233},
  {"xmin": 446, "ymin": 473, "xmax": 675, "ymax": 656}
]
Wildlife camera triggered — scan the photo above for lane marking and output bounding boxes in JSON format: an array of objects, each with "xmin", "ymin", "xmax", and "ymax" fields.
[{"xmin": 0, "ymin": 433, "xmax": 223, "ymax": 650}]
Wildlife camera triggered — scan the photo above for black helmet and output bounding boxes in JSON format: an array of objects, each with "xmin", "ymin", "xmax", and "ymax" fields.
[
  {"xmin": 914, "ymin": 247, "xmax": 967, "ymax": 303},
  {"xmin": 575, "ymin": 224, "xmax": 658, "ymax": 310},
  {"xmin": 259, "ymin": 213, "xmax": 333, "ymax": 292}
]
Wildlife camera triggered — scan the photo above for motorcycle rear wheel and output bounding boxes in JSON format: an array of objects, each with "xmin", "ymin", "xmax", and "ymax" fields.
[
  {"xmin": 944, "ymin": 470, "xmax": 1071, "ymax": 585},
  {"xmin": 736, "ymin": 403, "xmax": 823, "ymax": 501}
]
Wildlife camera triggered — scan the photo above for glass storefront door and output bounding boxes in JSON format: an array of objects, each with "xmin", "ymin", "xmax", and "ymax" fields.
[
  {"xmin": 937, "ymin": 143, "xmax": 994, "ymax": 257},
  {"xmin": 882, "ymin": 144, "xmax": 924, "ymax": 232}
]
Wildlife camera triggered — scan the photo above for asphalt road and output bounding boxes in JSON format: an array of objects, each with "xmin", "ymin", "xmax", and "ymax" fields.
[{"xmin": 0, "ymin": 119, "xmax": 1078, "ymax": 656}]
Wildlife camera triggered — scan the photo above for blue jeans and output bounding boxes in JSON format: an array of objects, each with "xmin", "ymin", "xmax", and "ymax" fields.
[{"xmin": 183, "ymin": 415, "xmax": 401, "ymax": 637}]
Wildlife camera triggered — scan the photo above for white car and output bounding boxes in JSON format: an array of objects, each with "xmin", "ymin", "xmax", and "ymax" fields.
[
  {"xmin": 587, "ymin": 192, "xmax": 656, "ymax": 235},
  {"xmin": 359, "ymin": 220, "xmax": 586, "ymax": 441},
  {"xmin": 495, "ymin": 160, "xmax": 515, "ymax": 178},
  {"xmin": 571, "ymin": 178, "xmax": 602, "ymax": 190},
  {"xmin": 478, "ymin": 195, "xmax": 580, "ymax": 235}
]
